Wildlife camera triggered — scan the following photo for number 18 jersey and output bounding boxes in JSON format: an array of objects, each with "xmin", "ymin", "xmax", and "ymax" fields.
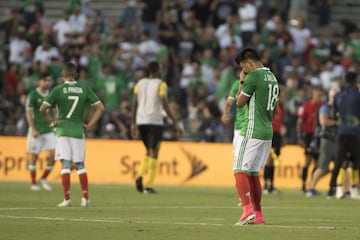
[
  {"xmin": 44, "ymin": 81, "xmax": 100, "ymax": 139},
  {"xmin": 240, "ymin": 68, "xmax": 279, "ymax": 140}
]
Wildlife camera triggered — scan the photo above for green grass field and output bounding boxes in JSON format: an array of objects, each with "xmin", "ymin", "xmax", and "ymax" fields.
[{"xmin": 0, "ymin": 182, "xmax": 359, "ymax": 240}]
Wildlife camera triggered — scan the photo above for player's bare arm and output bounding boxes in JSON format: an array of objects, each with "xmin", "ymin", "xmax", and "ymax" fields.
[
  {"xmin": 296, "ymin": 118, "xmax": 305, "ymax": 147},
  {"xmin": 161, "ymin": 97, "xmax": 182, "ymax": 136},
  {"xmin": 39, "ymin": 102, "xmax": 56, "ymax": 127},
  {"xmin": 130, "ymin": 93, "xmax": 139, "ymax": 138},
  {"xmin": 25, "ymin": 108, "xmax": 39, "ymax": 137},
  {"xmin": 83, "ymin": 102, "xmax": 105, "ymax": 130},
  {"xmin": 221, "ymin": 98, "xmax": 234, "ymax": 124}
]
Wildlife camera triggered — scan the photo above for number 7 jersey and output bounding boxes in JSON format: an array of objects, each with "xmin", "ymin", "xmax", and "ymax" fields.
[
  {"xmin": 240, "ymin": 68, "xmax": 279, "ymax": 140},
  {"xmin": 43, "ymin": 81, "xmax": 101, "ymax": 139}
]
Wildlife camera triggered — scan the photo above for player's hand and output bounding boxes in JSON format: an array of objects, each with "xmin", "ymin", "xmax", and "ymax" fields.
[
  {"xmin": 131, "ymin": 123, "xmax": 138, "ymax": 139},
  {"xmin": 83, "ymin": 122, "xmax": 92, "ymax": 130},
  {"xmin": 221, "ymin": 113, "xmax": 230, "ymax": 124},
  {"xmin": 50, "ymin": 120, "xmax": 57, "ymax": 128},
  {"xmin": 297, "ymin": 138, "xmax": 305, "ymax": 147},
  {"xmin": 32, "ymin": 129, "xmax": 39, "ymax": 138},
  {"xmin": 174, "ymin": 123, "xmax": 182, "ymax": 137},
  {"xmin": 239, "ymin": 70, "xmax": 246, "ymax": 81}
]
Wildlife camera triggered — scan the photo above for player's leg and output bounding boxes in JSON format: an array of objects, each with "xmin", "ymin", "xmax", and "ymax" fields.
[
  {"xmin": 27, "ymin": 131, "xmax": 41, "ymax": 190},
  {"xmin": 349, "ymin": 136, "xmax": 360, "ymax": 199},
  {"xmin": 233, "ymin": 137, "xmax": 257, "ymax": 226},
  {"xmin": 301, "ymin": 133, "xmax": 313, "ymax": 193},
  {"xmin": 135, "ymin": 125, "xmax": 150, "ymax": 193},
  {"xmin": 39, "ymin": 132, "xmax": 56, "ymax": 191},
  {"xmin": 144, "ymin": 125, "xmax": 163, "ymax": 194},
  {"xmin": 307, "ymin": 139, "xmax": 333, "ymax": 197},
  {"xmin": 55, "ymin": 137, "xmax": 72, "ymax": 207},
  {"xmin": 331, "ymin": 135, "xmax": 348, "ymax": 199},
  {"xmin": 248, "ymin": 140, "xmax": 271, "ymax": 225},
  {"xmin": 71, "ymin": 137, "xmax": 89, "ymax": 206}
]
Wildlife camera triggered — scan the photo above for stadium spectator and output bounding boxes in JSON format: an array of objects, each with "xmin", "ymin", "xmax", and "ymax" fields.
[
  {"xmin": 132, "ymin": 61, "xmax": 181, "ymax": 194},
  {"xmin": 237, "ymin": 0, "xmax": 257, "ymax": 47},
  {"xmin": 40, "ymin": 62, "xmax": 105, "ymax": 207}
]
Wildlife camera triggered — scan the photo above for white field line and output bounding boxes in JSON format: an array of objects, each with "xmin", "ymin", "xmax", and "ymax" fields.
[
  {"xmin": 0, "ymin": 205, "xmax": 350, "ymax": 210},
  {"xmin": 0, "ymin": 215, "xmax": 337, "ymax": 229}
]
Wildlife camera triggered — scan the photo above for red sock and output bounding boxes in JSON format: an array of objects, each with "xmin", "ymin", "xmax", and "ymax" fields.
[
  {"xmin": 249, "ymin": 175, "xmax": 262, "ymax": 211},
  {"xmin": 234, "ymin": 172, "xmax": 251, "ymax": 206},
  {"xmin": 40, "ymin": 166, "xmax": 53, "ymax": 180},
  {"xmin": 30, "ymin": 171, "xmax": 36, "ymax": 184},
  {"xmin": 61, "ymin": 170, "xmax": 71, "ymax": 200},
  {"xmin": 78, "ymin": 170, "xmax": 88, "ymax": 199},
  {"xmin": 29, "ymin": 165, "xmax": 36, "ymax": 184}
]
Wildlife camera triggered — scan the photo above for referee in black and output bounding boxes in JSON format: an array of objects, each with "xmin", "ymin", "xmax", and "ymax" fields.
[{"xmin": 329, "ymin": 71, "xmax": 360, "ymax": 199}]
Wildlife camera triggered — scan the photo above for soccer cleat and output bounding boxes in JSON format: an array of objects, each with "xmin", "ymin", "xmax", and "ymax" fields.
[
  {"xmin": 80, "ymin": 198, "xmax": 90, "ymax": 207},
  {"xmin": 235, "ymin": 211, "xmax": 255, "ymax": 226},
  {"xmin": 135, "ymin": 177, "xmax": 143, "ymax": 193},
  {"xmin": 336, "ymin": 186, "xmax": 345, "ymax": 199},
  {"xmin": 143, "ymin": 188, "xmax": 157, "ymax": 194},
  {"xmin": 30, "ymin": 184, "xmax": 41, "ymax": 191},
  {"xmin": 327, "ymin": 188, "xmax": 335, "ymax": 199},
  {"xmin": 39, "ymin": 179, "xmax": 52, "ymax": 191},
  {"xmin": 249, "ymin": 217, "xmax": 265, "ymax": 225},
  {"xmin": 263, "ymin": 188, "xmax": 270, "ymax": 195},
  {"xmin": 57, "ymin": 199, "xmax": 71, "ymax": 207},
  {"xmin": 350, "ymin": 187, "xmax": 360, "ymax": 200},
  {"xmin": 306, "ymin": 189, "xmax": 319, "ymax": 197}
]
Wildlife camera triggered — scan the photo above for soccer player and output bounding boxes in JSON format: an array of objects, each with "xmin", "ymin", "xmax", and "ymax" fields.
[
  {"xmin": 25, "ymin": 72, "xmax": 56, "ymax": 191},
  {"xmin": 40, "ymin": 63, "xmax": 105, "ymax": 207},
  {"xmin": 222, "ymin": 77, "xmax": 247, "ymax": 206},
  {"xmin": 234, "ymin": 48, "xmax": 279, "ymax": 225},
  {"xmin": 131, "ymin": 61, "xmax": 181, "ymax": 194},
  {"xmin": 306, "ymin": 87, "xmax": 339, "ymax": 197},
  {"xmin": 329, "ymin": 71, "xmax": 360, "ymax": 199},
  {"xmin": 296, "ymin": 88, "xmax": 323, "ymax": 193}
]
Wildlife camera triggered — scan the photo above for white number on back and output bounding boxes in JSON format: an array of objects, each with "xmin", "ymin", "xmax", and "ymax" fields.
[
  {"xmin": 266, "ymin": 84, "xmax": 279, "ymax": 111},
  {"xmin": 66, "ymin": 96, "xmax": 79, "ymax": 118}
]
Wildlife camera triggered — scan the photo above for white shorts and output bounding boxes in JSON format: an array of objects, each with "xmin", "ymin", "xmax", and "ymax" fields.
[
  {"xmin": 55, "ymin": 137, "xmax": 85, "ymax": 163},
  {"xmin": 233, "ymin": 136, "xmax": 272, "ymax": 173},
  {"xmin": 232, "ymin": 130, "xmax": 241, "ymax": 155},
  {"xmin": 27, "ymin": 130, "xmax": 56, "ymax": 154}
]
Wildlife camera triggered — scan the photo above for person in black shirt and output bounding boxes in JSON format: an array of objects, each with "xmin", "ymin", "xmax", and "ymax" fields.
[{"xmin": 330, "ymin": 71, "xmax": 360, "ymax": 199}]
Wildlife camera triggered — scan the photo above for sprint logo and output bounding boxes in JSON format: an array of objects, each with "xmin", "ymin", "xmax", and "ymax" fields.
[{"xmin": 180, "ymin": 147, "xmax": 208, "ymax": 182}]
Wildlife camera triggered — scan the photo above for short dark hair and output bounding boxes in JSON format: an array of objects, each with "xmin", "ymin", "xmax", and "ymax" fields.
[
  {"xmin": 345, "ymin": 71, "xmax": 357, "ymax": 85},
  {"xmin": 147, "ymin": 61, "xmax": 160, "ymax": 77},
  {"xmin": 234, "ymin": 48, "xmax": 261, "ymax": 64},
  {"xmin": 62, "ymin": 62, "xmax": 78, "ymax": 79},
  {"xmin": 39, "ymin": 71, "xmax": 51, "ymax": 80}
]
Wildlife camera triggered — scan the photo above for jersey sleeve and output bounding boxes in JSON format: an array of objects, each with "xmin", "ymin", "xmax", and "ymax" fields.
[
  {"xmin": 86, "ymin": 86, "xmax": 101, "ymax": 106},
  {"xmin": 241, "ymin": 72, "xmax": 257, "ymax": 97},
  {"xmin": 318, "ymin": 105, "xmax": 328, "ymax": 116},
  {"xmin": 25, "ymin": 92, "xmax": 35, "ymax": 109},
  {"xmin": 158, "ymin": 81, "xmax": 167, "ymax": 98},
  {"xmin": 133, "ymin": 84, "xmax": 138, "ymax": 95},
  {"xmin": 228, "ymin": 81, "xmax": 239, "ymax": 99},
  {"xmin": 44, "ymin": 87, "xmax": 57, "ymax": 107}
]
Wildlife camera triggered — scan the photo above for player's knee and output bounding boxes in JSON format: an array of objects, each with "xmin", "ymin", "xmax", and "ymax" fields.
[
  {"xmin": 76, "ymin": 162, "xmax": 85, "ymax": 170},
  {"xmin": 62, "ymin": 160, "xmax": 71, "ymax": 169}
]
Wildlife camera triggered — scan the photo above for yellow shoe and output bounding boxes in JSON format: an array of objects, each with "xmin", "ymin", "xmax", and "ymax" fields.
[{"xmin": 57, "ymin": 199, "xmax": 71, "ymax": 207}]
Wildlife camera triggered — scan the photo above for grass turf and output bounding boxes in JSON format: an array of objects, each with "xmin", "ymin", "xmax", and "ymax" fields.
[{"xmin": 0, "ymin": 182, "xmax": 359, "ymax": 240}]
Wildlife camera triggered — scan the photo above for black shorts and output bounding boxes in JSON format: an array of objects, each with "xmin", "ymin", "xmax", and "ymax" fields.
[
  {"xmin": 337, "ymin": 134, "xmax": 360, "ymax": 169},
  {"xmin": 138, "ymin": 125, "xmax": 163, "ymax": 150},
  {"xmin": 302, "ymin": 133, "xmax": 319, "ymax": 158},
  {"xmin": 272, "ymin": 132, "xmax": 282, "ymax": 156}
]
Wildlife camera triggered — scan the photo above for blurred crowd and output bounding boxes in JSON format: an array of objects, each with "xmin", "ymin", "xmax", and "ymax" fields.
[{"xmin": 0, "ymin": 0, "xmax": 359, "ymax": 143}]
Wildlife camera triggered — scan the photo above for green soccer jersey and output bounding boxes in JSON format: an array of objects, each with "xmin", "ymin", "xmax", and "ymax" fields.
[
  {"xmin": 44, "ymin": 82, "xmax": 100, "ymax": 139},
  {"xmin": 26, "ymin": 89, "xmax": 53, "ymax": 134},
  {"xmin": 240, "ymin": 68, "xmax": 279, "ymax": 140},
  {"xmin": 228, "ymin": 80, "xmax": 248, "ymax": 131}
]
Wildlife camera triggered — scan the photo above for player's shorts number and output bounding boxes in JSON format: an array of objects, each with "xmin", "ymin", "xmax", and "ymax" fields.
[
  {"xmin": 266, "ymin": 84, "xmax": 279, "ymax": 111},
  {"xmin": 66, "ymin": 96, "xmax": 79, "ymax": 118}
]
